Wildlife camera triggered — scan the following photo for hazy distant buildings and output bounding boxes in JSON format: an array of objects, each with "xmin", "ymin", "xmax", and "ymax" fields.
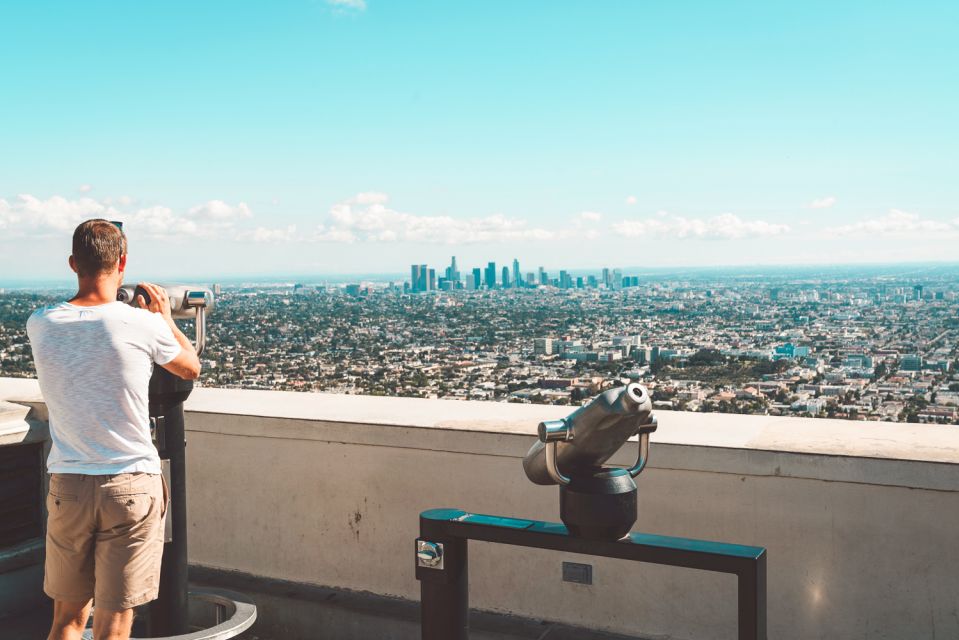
[
  {"xmin": 901, "ymin": 354, "xmax": 922, "ymax": 371},
  {"xmin": 534, "ymin": 338, "xmax": 559, "ymax": 355}
]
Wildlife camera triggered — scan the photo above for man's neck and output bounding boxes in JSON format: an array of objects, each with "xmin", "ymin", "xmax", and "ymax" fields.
[{"xmin": 69, "ymin": 276, "xmax": 120, "ymax": 307}]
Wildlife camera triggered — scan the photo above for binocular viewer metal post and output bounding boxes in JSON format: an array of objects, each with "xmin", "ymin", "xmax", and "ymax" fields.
[
  {"xmin": 523, "ymin": 383, "xmax": 658, "ymax": 540},
  {"xmin": 116, "ymin": 283, "xmax": 216, "ymax": 635}
]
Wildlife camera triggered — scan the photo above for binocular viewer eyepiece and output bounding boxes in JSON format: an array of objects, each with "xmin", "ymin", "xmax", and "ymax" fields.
[
  {"xmin": 116, "ymin": 283, "xmax": 214, "ymax": 356},
  {"xmin": 524, "ymin": 383, "xmax": 658, "ymax": 540}
]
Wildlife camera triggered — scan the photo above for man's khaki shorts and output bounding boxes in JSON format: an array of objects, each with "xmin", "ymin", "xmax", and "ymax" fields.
[{"xmin": 44, "ymin": 472, "xmax": 168, "ymax": 611}]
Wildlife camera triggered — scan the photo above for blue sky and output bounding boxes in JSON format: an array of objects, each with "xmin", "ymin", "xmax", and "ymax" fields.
[{"xmin": 1, "ymin": 0, "xmax": 957, "ymax": 281}]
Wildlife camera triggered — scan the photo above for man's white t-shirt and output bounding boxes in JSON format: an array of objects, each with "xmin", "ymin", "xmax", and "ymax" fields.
[{"xmin": 27, "ymin": 301, "xmax": 182, "ymax": 475}]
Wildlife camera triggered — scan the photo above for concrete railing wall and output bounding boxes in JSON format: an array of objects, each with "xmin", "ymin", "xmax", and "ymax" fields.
[{"xmin": 3, "ymin": 378, "xmax": 959, "ymax": 639}]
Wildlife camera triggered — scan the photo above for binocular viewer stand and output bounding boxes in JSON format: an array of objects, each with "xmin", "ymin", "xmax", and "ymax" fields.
[
  {"xmin": 416, "ymin": 508, "xmax": 767, "ymax": 640},
  {"xmin": 123, "ymin": 367, "xmax": 255, "ymax": 639}
]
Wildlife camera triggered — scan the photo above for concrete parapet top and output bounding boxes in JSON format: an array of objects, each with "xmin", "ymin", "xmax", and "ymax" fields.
[{"xmin": 2, "ymin": 377, "xmax": 957, "ymax": 491}]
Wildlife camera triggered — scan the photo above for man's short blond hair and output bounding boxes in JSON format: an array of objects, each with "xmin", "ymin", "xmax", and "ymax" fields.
[{"xmin": 72, "ymin": 219, "xmax": 127, "ymax": 277}]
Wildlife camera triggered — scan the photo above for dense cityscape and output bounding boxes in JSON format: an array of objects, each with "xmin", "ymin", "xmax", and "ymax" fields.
[{"xmin": 2, "ymin": 261, "xmax": 958, "ymax": 424}]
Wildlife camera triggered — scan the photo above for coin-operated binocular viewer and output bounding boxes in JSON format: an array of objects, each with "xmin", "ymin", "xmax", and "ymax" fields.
[
  {"xmin": 523, "ymin": 383, "xmax": 657, "ymax": 540},
  {"xmin": 117, "ymin": 285, "xmax": 255, "ymax": 638},
  {"xmin": 415, "ymin": 384, "xmax": 768, "ymax": 640}
]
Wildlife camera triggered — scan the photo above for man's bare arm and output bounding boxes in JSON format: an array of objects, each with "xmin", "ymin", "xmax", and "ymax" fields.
[{"xmin": 137, "ymin": 282, "xmax": 201, "ymax": 381}]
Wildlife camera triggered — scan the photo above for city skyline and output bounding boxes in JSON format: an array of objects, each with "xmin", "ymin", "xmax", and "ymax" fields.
[
  {"xmin": 407, "ymin": 256, "xmax": 639, "ymax": 292},
  {"xmin": 2, "ymin": 1, "xmax": 958, "ymax": 279}
]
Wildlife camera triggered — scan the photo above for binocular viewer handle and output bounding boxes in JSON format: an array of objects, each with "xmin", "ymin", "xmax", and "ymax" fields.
[{"xmin": 540, "ymin": 414, "xmax": 658, "ymax": 485}]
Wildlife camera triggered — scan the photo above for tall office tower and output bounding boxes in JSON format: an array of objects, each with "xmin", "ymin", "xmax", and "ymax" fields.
[
  {"xmin": 485, "ymin": 262, "xmax": 497, "ymax": 289},
  {"xmin": 913, "ymin": 285, "xmax": 924, "ymax": 301},
  {"xmin": 587, "ymin": 275, "xmax": 598, "ymax": 288},
  {"xmin": 576, "ymin": 276, "xmax": 584, "ymax": 288},
  {"xmin": 612, "ymin": 269, "xmax": 623, "ymax": 290},
  {"xmin": 418, "ymin": 264, "xmax": 428, "ymax": 292},
  {"xmin": 559, "ymin": 270, "xmax": 570, "ymax": 289},
  {"xmin": 512, "ymin": 259, "xmax": 522, "ymax": 287},
  {"xmin": 472, "ymin": 267, "xmax": 482, "ymax": 290},
  {"xmin": 526, "ymin": 272, "xmax": 536, "ymax": 286},
  {"xmin": 501, "ymin": 266, "xmax": 511, "ymax": 289},
  {"xmin": 466, "ymin": 272, "xmax": 476, "ymax": 290},
  {"xmin": 446, "ymin": 256, "xmax": 460, "ymax": 284},
  {"xmin": 428, "ymin": 268, "xmax": 436, "ymax": 291},
  {"xmin": 410, "ymin": 264, "xmax": 422, "ymax": 293},
  {"xmin": 538, "ymin": 267, "xmax": 547, "ymax": 285},
  {"xmin": 602, "ymin": 267, "xmax": 611, "ymax": 288}
]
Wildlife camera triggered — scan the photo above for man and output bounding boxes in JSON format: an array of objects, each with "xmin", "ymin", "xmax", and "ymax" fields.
[{"xmin": 27, "ymin": 219, "xmax": 201, "ymax": 640}]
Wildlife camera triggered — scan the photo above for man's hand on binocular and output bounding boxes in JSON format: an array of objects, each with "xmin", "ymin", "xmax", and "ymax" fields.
[{"xmin": 136, "ymin": 282, "xmax": 174, "ymax": 325}]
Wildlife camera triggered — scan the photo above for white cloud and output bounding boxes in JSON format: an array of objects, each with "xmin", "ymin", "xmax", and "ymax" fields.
[
  {"xmin": 312, "ymin": 193, "xmax": 560, "ymax": 245},
  {"xmin": 809, "ymin": 196, "xmax": 837, "ymax": 209},
  {"xmin": 0, "ymin": 194, "xmax": 120, "ymax": 235},
  {"xmin": 78, "ymin": 184, "xmax": 93, "ymax": 193},
  {"xmin": 130, "ymin": 200, "xmax": 253, "ymax": 238},
  {"xmin": 188, "ymin": 200, "xmax": 252, "ymax": 221},
  {"xmin": 238, "ymin": 225, "xmax": 298, "ymax": 243},
  {"xmin": 0, "ymin": 193, "xmax": 258, "ymax": 240},
  {"xmin": 625, "ymin": 195, "xmax": 637, "ymax": 206},
  {"xmin": 128, "ymin": 206, "xmax": 202, "ymax": 237},
  {"xmin": 613, "ymin": 212, "xmax": 790, "ymax": 240},
  {"xmin": 327, "ymin": 0, "xmax": 366, "ymax": 9},
  {"xmin": 825, "ymin": 209, "xmax": 955, "ymax": 237},
  {"xmin": 579, "ymin": 211, "xmax": 602, "ymax": 222}
]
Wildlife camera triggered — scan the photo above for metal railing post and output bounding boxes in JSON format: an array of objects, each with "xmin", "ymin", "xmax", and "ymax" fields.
[
  {"xmin": 417, "ymin": 516, "xmax": 468, "ymax": 640},
  {"xmin": 737, "ymin": 548, "xmax": 767, "ymax": 640}
]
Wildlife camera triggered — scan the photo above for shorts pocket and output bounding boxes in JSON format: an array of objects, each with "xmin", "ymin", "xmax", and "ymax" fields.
[
  {"xmin": 100, "ymin": 492, "xmax": 154, "ymax": 532},
  {"xmin": 48, "ymin": 475, "xmax": 79, "ymax": 504}
]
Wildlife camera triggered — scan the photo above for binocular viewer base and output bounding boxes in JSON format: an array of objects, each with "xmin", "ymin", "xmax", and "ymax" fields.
[
  {"xmin": 559, "ymin": 467, "xmax": 637, "ymax": 541},
  {"xmin": 78, "ymin": 588, "xmax": 257, "ymax": 640}
]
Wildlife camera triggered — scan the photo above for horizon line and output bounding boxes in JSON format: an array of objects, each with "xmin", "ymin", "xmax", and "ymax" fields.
[{"xmin": 3, "ymin": 259, "xmax": 959, "ymax": 289}]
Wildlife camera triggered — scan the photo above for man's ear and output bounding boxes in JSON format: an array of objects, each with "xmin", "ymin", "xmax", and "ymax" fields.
[
  {"xmin": 68, "ymin": 255, "xmax": 79, "ymax": 274},
  {"xmin": 118, "ymin": 254, "xmax": 127, "ymax": 273}
]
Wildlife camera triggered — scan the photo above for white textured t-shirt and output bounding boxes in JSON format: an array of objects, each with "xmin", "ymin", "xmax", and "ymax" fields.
[{"xmin": 27, "ymin": 301, "xmax": 182, "ymax": 474}]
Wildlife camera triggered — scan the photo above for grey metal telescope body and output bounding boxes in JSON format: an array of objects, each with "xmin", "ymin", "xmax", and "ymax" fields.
[
  {"xmin": 524, "ymin": 383, "xmax": 655, "ymax": 486},
  {"xmin": 117, "ymin": 284, "xmax": 214, "ymax": 355}
]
